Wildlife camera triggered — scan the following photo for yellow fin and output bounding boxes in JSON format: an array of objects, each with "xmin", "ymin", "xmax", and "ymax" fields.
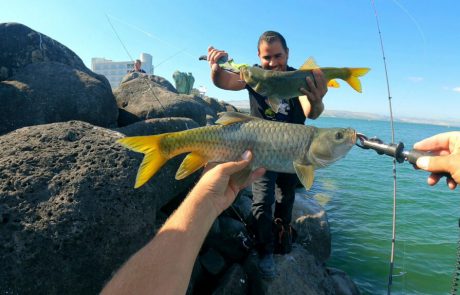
[
  {"xmin": 175, "ymin": 152, "xmax": 207, "ymax": 180},
  {"xmin": 117, "ymin": 135, "xmax": 169, "ymax": 188},
  {"xmin": 299, "ymin": 56, "xmax": 319, "ymax": 70},
  {"xmin": 293, "ymin": 162, "xmax": 315, "ymax": 190},
  {"xmin": 216, "ymin": 111, "xmax": 259, "ymax": 125},
  {"xmin": 327, "ymin": 79, "xmax": 340, "ymax": 88},
  {"xmin": 345, "ymin": 68, "xmax": 371, "ymax": 93}
]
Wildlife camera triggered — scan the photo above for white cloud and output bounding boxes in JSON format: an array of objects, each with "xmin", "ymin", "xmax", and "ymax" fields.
[
  {"xmin": 407, "ymin": 76, "xmax": 424, "ymax": 82},
  {"xmin": 453, "ymin": 87, "xmax": 460, "ymax": 93}
]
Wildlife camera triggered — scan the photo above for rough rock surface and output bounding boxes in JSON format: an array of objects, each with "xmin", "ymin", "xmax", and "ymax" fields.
[
  {"xmin": 244, "ymin": 246, "xmax": 335, "ymax": 295},
  {"xmin": 292, "ymin": 195, "xmax": 331, "ymax": 263},
  {"xmin": 0, "ymin": 121, "xmax": 158, "ymax": 294},
  {"xmin": 114, "ymin": 76, "xmax": 212, "ymax": 127},
  {"xmin": 0, "ymin": 22, "xmax": 108, "ymax": 85},
  {"xmin": 0, "ymin": 62, "xmax": 118, "ymax": 135}
]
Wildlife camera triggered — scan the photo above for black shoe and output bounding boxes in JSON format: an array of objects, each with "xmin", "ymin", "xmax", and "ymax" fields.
[{"xmin": 258, "ymin": 253, "xmax": 276, "ymax": 279}]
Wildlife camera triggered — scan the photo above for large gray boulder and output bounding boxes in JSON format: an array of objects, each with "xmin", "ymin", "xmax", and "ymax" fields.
[
  {"xmin": 0, "ymin": 62, "xmax": 118, "ymax": 135},
  {"xmin": 244, "ymin": 246, "xmax": 335, "ymax": 295},
  {"xmin": 0, "ymin": 22, "xmax": 107, "ymax": 85},
  {"xmin": 0, "ymin": 121, "xmax": 158, "ymax": 294},
  {"xmin": 114, "ymin": 75, "xmax": 211, "ymax": 127},
  {"xmin": 120, "ymin": 72, "xmax": 177, "ymax": 93},
  {"xmin": 327, "ymin": 267, "xmax": 361, "ymax": 295}
]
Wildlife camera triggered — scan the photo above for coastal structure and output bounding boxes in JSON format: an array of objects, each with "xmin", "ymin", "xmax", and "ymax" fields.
[{"xmin": 91, "ymin": 53, "xmax": 153, "ymax": 88}]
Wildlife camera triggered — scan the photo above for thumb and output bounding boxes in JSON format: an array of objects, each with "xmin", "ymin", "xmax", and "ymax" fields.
[
  {"xmin": 416, "ymin": 155, "xmax": 451, "ymax": 173},
  {"xmin": 219, "ymin": 150, "xmax": 252, "ymax": 175}
]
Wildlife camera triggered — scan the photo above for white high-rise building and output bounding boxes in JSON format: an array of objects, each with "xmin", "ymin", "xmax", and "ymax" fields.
[{"xmin": 91, "ymin": 53, "xmax": 153, "ymax": 88}]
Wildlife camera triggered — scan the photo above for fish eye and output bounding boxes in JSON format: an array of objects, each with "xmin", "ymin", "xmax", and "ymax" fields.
[{"xmin": 335, "ymin": 131, "xmax": 344, "ymax": 140}]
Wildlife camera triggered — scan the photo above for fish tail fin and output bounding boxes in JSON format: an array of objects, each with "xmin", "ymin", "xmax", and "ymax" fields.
[
  {"xmin": 117, "ymin": 134, "xmax": 168, "ymax": 188},
  {"xmin": 345, "ymin": 68, "xmax": 370, "ymax": 93}
]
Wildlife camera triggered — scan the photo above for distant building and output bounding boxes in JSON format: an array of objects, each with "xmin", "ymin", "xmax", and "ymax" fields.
[{"xmin": 91, "ymin": 53, "xmax": 153, "ymax": 88}]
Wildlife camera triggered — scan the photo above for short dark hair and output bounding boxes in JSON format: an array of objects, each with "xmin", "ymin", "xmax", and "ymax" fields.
[
  {"xmin": 135, "ymin": 59, "xmax": 141, "ymax": 64},
  {"xmin": 258, "ymin": 31, "xmax": 288, "ymax": 52}
]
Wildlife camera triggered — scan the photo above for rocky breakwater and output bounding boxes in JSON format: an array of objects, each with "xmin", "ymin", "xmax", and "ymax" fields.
[{"xmin": 0, "ymin": 22, "xmax": 360, "ymax": 294}]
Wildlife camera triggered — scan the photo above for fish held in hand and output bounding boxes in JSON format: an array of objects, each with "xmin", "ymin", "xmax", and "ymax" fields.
[
  {"xmin": 117, "ymin": 112, "xmax": 356, "ymax": 189},
  {"xmin": 239, "ymin": 57, "xmax": 370, "ymax": 112}
]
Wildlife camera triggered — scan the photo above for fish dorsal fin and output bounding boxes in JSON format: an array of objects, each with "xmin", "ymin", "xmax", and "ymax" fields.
[
  {"xmin": 299, "ymin": 57, "xmax": 340, "ymax": 88},
  {"xmin": 175, "ymin": 152, "xmax": 207, "ymax": 180},
  {"xmin": 299, "ymin": 57, "xmax": 319, "ymax": 70},
  {"xmin": 216, "ymin": 111, "xmax": 259, "ymax": 125},
  {"xmin": 293, "ymin": 162, "xmax": 315, "ymax": 190}
]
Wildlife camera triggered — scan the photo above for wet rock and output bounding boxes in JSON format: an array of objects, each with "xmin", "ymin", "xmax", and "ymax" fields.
[{"xmin": 327, "ymin": 267, "xmax": 361, "ymax": 295}]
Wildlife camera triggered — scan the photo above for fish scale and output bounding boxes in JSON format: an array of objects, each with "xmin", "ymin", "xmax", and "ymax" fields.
[{"xmin": 117, "ymin": 112, "xmax": 356, "ymax": 188}]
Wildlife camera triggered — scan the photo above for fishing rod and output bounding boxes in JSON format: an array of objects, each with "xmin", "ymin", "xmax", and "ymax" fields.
[
  {"xmin": 370, "ymin": 1, "xmax": 398, "ymax": 293},
  {"xmin": 105, "ymin": 13, "xmax": 168, "ymax": 114}
]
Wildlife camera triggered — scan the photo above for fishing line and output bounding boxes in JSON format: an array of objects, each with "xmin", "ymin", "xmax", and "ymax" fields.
[
  {"xmin": 105, "ymin": 13, "xmax": 167, "ymax": 114},
  {"xmin": 106, "ymin": 13, "xmax": 197, "ymax": 59},
  {"xmin": 370, "ymin": 1, "xmax": 399, "ymax": 294},
  {"xmin": 105, "ymin": 14, "xmax": 134, "ymax": 62}
]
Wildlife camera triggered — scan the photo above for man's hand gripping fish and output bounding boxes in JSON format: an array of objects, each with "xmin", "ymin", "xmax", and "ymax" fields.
[{"xmin": 117, "ymin": 112, "xmax": 357, "ymax": 189}]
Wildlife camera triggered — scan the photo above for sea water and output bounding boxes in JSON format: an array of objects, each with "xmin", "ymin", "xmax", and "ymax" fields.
[{"xmin": 299, "ymin": 117, "xmax": 460, "ymax": 294}]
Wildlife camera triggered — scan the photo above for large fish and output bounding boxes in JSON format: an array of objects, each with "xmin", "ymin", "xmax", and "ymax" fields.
[
  {"xmin": 238, "ymin": 58, "xmax": 370, "ymax": 112},
  {"xmin": 117, "ymin": 112, "xmax": 356, "ymax": 189}
]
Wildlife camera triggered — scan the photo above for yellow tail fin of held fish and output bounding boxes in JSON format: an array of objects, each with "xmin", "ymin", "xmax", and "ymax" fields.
[
  {"xmin": 345, "ymin": 68, "xmax": 370, "ymax": 93},
  {"xmin": 117, "ymin": 135, "xmax": 168, "ymax": 189}
]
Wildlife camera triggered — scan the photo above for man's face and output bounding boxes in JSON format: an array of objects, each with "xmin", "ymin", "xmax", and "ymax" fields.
[
  {"xmin": 135, "ymin": 61, "xmax": 141, "ymax": 70},
  {"xmin": 258, "ymin": 40, "xmax": 289, "ymax": 72}
]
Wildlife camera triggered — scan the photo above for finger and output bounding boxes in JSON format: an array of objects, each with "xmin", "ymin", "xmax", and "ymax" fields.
[
  {"xmin": 427, "ymin": 173, "xmax": 441, "ymax": 186},
  {"xmin": 413, "ymin": 132, "xmax": 457, "ymax": 151},
  {"xmin": 312, "ymin": 69, "xmax": 326, "ymax": 87},
  {"xmin": 202, "ymin": 162, "xmax": 217, "ymax": 174},
  {"xmin": 299, "ymin": 87, "xmax": 311, "ymax": 96},
  {"xmin": 305, "ymin": 76, "xmax": 316, "ymax": 93},
  {"xmin": 218, "ymin": 150, "xmax": 253, "ymax": 175},
  {"xmin": 416, "ymin": 155, "xmax": 452, "ymax": 173},
  {"xmin": 447, "ymin": 177, "xmax": 458, "ymax": 190}
]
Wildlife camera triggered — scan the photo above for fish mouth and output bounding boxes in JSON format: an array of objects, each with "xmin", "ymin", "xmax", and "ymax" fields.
[
  {"xmin": 356, "ymin": 132, "xmax": 368, "ymax": 148},
  {"xmin": 352, "ymin": 129, "xmax": 357, "ymax": 144}
]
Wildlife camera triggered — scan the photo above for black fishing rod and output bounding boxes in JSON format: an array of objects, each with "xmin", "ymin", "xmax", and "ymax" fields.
[{"xmin": 370, "ymin": 1, "xmax": 398, "ymax": 293}]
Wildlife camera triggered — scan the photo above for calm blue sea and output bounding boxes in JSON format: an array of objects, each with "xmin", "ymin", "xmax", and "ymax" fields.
[{"xmin": 298, "ymin": 117, "xmax": 460, "ymax": 295}]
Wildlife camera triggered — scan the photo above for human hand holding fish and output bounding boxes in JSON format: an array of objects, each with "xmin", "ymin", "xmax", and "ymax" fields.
[
  {"xmin": 198, "ymin": 150, "xmax": 265, "ymax": 215},
  {"xmin": 298, "ymin": 68, "xmax": 327, "ymax": 119}
]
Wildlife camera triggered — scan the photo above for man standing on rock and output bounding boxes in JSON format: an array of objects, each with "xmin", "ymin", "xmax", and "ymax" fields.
[{"xmin": 207, "ymin": 31, "xmax": 328, "ymax": 279}]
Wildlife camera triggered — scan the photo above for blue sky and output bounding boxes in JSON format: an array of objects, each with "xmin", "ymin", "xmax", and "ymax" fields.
[{"xmin": 2, "ymin": 0, "xmax": 459, "ymax": 121}]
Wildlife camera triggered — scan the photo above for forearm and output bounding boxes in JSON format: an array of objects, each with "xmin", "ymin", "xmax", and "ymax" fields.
[
  {"xmin": 102, "ymin": 189, "xmax": 219, "ymax": 295},
  {"xmin": 211, "ymin": 65, "xmax": 245, "ymax": 90}
]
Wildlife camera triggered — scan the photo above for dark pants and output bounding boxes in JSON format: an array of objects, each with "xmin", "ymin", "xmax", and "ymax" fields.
[{"xmin": 251, "ymin": 170, "xmax": 298, "ymax": 255}]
